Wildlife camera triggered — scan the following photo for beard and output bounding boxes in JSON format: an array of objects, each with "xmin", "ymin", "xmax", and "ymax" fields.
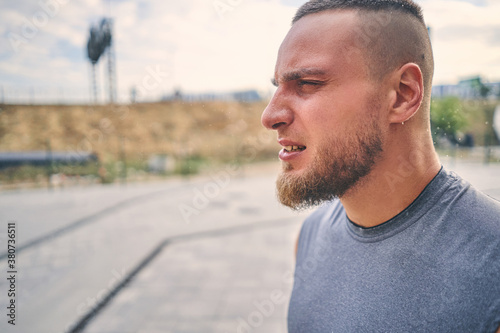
[{"xmin": 276, "ymin": 119, "xmax": 383, "ymax": 210}]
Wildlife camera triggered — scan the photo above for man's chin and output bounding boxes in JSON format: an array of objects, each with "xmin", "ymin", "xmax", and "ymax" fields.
[
  {"xmin": 281, "ymin": 160, "xmax": 308, "ymax": 174},
  {"xmin": 276, "ymin": 158, "xmax": 346, "ymax": 210},
  {"xmin": 276, "ymin": 164, "xmax": 318, "ymax": 210}
]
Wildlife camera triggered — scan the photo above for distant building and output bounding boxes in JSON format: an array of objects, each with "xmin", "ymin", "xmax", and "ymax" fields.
[
  {"xmin": 161, "ymin": 89, "xmax": 263, "ymax": 103},
  {"xmin": 231, "ymin": 90, "xmax": 262, "ymax": 102},
  {"xmin": 432, "ymin": 76, "xmax": 500, "ymax": 99}
]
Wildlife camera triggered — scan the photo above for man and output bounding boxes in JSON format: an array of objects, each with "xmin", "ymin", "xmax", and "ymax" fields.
[{"xmin": 261, "ymin": 0, "xmax": 500, "ymax": 332}]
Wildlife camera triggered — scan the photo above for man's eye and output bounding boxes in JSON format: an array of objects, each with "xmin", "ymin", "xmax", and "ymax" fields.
[{"xmin": 298, "ymin": 80, "xmax": 319, "ymax": 87}]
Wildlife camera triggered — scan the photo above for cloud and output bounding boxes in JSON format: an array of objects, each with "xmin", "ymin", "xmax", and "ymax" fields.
[
  {"xmin": 419, "ymin": 0, "xmax": 490, "ymax": 6},
  {"xmin": 417, "ymin": 0, "xmax": 500, "ymax": 84},
  {"xmin": 0, "ymin": 0, "xmax": 499, "ymax": 104},
  {"xmin": 438, "ymin": 24, "xmax": 500, "ymax": 46},
  {"xmin": 280, "ymin": 0, "xmax": 307, "ymax": 7},
  {"xmin": 100, "ymin": 0, "xmax": 294, "ymax": 98}
]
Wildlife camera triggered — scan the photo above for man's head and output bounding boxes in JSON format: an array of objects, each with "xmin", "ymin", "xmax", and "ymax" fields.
[{"xmin": 261, "ymin": 0, "xmax": 434, "ymax": 209}]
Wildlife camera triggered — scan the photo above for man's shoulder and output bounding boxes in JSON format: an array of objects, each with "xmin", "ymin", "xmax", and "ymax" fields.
[
  {"xmin": 435, "ymin": 171, "xmax": 500, "ymax": 262},
  {"xmin": 443, "ymin": 171, "xmax": 500, "ymax": 233},
  {"xmin": 459, "ymin": 187, "xmax": 500, "ymax": 248}
]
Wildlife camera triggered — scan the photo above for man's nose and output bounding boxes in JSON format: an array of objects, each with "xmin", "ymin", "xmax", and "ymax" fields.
[{"xmin": 261, "ymin": 89, "xmax": 294, "ymax": 130}]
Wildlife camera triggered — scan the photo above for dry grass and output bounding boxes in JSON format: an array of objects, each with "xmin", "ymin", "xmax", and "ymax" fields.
[
  {"xmin": 2, "ymin": 99, "xmax": 495, "ymax": 178},
  {"xmin": 0, "ymin": 101, "xmax": 280, "ymax": 166}
]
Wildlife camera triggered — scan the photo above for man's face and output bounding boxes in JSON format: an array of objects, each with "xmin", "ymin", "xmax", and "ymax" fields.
[{"xmin": 261, "ymin": 10, "xmax": 387, "ymax": 209}]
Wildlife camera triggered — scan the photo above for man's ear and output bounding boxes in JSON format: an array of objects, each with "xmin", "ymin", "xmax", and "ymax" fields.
[{"xmin": 389, "ymin": 63, "xmax": 424, "ymax": 124}]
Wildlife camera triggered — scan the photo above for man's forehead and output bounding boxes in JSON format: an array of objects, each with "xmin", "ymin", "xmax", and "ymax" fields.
[
  {"xmin": 278, "ymin": 9, "xmax": 360, "ymax": 59},
  {"xmin": 274, "ymin": 10, "xmax": 363, "ymax": 79}
]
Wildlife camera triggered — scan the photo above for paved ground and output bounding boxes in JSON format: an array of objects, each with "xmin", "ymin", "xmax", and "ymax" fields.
[
  {"xmin": 0, "ymin": 159, "xmax": 499, "ymax": 333},
  {"xmin": 0, "ymin": 162, "xmax": 309, "ymax": 333}
]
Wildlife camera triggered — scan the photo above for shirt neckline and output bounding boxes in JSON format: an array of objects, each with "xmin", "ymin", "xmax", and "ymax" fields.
[{"xmin": 344, "ymin": 166, "xmax": 455, "ymax": 243}]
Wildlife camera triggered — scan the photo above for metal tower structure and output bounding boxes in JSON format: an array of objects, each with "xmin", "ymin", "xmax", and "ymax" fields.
[
  {"xmin": 86, "ymin": 18, "xmax": 116, "ymax": 104},
  {"xmin": 106, "ymin": 20, "xmax": 116, "ymax": 104}
]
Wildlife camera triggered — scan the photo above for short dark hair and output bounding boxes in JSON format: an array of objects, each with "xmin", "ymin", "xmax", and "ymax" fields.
[{"xmin": 293, "ymin": 0, "xmax": 424, "ymax": 24}]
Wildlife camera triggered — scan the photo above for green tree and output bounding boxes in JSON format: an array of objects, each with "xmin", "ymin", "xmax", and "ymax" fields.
[
  {"xmin": 479, "ymin": 84, "xmax": 491, "ymax": 99},
  {"xmin": 430, "ymin": 97, "xmax": 468, "ymax": 143}
]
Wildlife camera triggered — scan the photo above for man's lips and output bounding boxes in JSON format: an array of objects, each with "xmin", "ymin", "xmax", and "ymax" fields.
[
  {"xmin": 278, "ymin": 139, "xmax": 307, "ymax": 161},
  {"xmin": 279, "ymin": 139, "xmax": 306, "ymax": 151}
]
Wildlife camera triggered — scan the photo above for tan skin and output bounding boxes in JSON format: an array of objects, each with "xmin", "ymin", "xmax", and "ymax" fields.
[
  {"xmin": 262, "ymin": 10, "xmax": 440, "ymax": 227},
  {"xmin": 266, "ymin": 11, "xmax": 500, "ymax": 332}
]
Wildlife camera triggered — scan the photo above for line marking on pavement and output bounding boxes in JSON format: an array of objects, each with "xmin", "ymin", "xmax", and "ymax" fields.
[
  {"xmin": 67, "ymin": 216, "xmax": 302, "ymax": 333},
  {"xmin": 0, "ymin": 186, "xmax": 186, "ymax": 261}
]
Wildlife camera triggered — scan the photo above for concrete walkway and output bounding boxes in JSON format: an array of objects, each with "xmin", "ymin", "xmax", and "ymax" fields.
[
  {"xmin": 0, "ymin": 162, "xmax": 309, "ymax": 333},
  {"xmin": 1, "ymin": 160, "xmax": 499, "ymax": 333},
  {"xmin": 84, "ymin": 220, "xmax": 301, "ymax": 333}
]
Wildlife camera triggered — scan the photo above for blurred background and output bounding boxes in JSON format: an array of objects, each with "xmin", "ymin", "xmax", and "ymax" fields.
[{"xmin": 0, "ymin": 0, "xmax": 499, "ymax": 332}]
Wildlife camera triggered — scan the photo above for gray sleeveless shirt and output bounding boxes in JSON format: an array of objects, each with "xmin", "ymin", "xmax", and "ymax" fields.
[{"xmin": 288, "ymin": 168, "xmax": 500, "ymax": 332}]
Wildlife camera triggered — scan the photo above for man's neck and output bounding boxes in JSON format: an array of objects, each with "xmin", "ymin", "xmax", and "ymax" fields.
[{"xmin": 340, "ymin": 140, "xmax": 441, "ymax": 228}]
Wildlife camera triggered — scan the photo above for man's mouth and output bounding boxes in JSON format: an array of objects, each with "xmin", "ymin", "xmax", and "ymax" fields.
[{"xmin": 283, "ymin": 145, "xmax": 306, "ymax": 152}]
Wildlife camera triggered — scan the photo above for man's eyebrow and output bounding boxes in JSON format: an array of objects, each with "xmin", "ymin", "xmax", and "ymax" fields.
[{"xmin": 272, "ymin": 68, "xmax": 328, "ymax": 86}]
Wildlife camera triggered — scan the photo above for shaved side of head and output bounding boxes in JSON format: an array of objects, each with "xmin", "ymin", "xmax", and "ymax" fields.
[{"xmin": 359, "ymin": 10, "xmax": 434, "ymax": 114}]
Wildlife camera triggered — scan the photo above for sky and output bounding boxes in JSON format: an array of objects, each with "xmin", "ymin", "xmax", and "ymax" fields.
[{"xmin": 0, "ymin": 0, "xmax": 499, "ymax": 103}]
